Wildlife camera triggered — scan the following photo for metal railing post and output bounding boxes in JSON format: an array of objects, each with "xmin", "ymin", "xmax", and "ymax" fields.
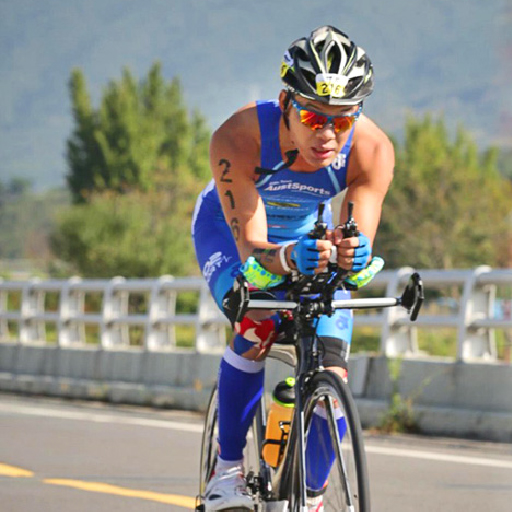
[
  {"xmin": 457, "ymin": 266, "xmax": 496, "ymax": 361},
  {"xmin": 196, "ymin": 281, "xmax": 226, "ymax": 353},
  {"xmin": 380, "ymin": 267, "xmax": 418, "ymax": 356},
  {"xmin": 146, "ymin": 275, "xmax": 176, "ymax": 350},
  {"xmin": 0, "ymin": 277, "xmax": 8, "ymax": 341},
  {"xmin": 101, "ymin": 277, "xmax": 129, "ymax": 348},
  {"xmin": 20, "ymin": 278, "xmax": 45, "ymax": 344},
  {"xmin": 58, "ymin": 276, "xmax": 85, "ymax": 346}
]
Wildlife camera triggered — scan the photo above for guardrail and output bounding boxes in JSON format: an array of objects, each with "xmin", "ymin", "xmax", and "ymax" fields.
[{"xmin": 1, "ymin": 266, "xmax": 511, "ymax": 361}]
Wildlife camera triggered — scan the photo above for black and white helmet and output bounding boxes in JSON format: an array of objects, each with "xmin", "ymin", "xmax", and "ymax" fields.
[{"xmin": 281, "ymin": 26, "xmax": 374, "ymax": 106}]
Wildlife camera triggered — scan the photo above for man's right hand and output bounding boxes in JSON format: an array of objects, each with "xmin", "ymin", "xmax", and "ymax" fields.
[{"xmin": 290, "ymin": 236, "xmax": 332, "ymax": 275}]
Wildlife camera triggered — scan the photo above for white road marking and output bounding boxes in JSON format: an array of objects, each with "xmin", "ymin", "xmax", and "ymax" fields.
[
  {"xmin": 2, "ymin": 401, "xmax": 512, "ymax": 470},
  {"xmin": 0, "ymin": 402, "xmax": 204, "ymax": 433},
  {"xmin": 365, "ymin": 445, "xmax": 512, "ymax": 470}
]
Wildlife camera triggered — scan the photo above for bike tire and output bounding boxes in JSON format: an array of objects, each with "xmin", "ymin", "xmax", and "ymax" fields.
[
  {"xmin": 198, "ymin": 384, "xmax": 219, "ymax": 503},
  {"xmin": 291, "ymin": 371, "xmax": 371, "ymax": 512},
  {"xmin": 197, "ymin": 384, "xmax": 263, "ymax": 510}
]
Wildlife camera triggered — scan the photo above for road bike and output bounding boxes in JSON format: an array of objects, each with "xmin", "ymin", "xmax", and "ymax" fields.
[{"xmin": 196, "ymin": 205, "xmax": 423, "ymax": 512}]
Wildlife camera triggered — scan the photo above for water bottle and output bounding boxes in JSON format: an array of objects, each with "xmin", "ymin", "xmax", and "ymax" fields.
[{"xmin": 262, "ymin": 377, "xmax": 295, "ymax": 467}]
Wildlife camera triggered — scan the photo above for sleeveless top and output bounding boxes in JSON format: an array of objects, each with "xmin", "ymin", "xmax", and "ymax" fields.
[{"xmin": 195, "ymin": 100, "xmax": 353, "ymax": 243}]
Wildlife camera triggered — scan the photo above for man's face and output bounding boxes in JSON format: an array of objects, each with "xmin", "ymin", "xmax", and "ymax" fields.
[{"xmin": 281, "ymin": 92, "xmax": 360, "ymax": 169}]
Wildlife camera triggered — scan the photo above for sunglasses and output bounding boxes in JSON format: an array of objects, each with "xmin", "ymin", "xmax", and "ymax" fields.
[{"xmin": 291, "ymin": 98, "xmax": 362, "ymax": 133}]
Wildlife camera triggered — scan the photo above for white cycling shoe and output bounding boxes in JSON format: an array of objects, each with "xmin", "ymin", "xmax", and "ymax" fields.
[
  {"xmin": 205, "ymin": 465, "xmax": 254, "ymax": 511},
  {"xmin": 306, "ymin": 494, "xmax": 324, "ymax": 512}
]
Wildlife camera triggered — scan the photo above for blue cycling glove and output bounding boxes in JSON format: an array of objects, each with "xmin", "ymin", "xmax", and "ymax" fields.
[
  {"xmin": 290, "ymin": 236, "xmax": 321, "ymax": 275},
  {"xmin": 352, "ymin": 233, "xmax": 372, "ymax": 272}
]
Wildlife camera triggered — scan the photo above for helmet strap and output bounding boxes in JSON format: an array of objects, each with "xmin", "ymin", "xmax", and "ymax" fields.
[
  {"xmin": 282, "ymin": 90, "xmax": 293, "ymax": 130},
  {"xmin": 255, "ymin": 149, "xmax": 299, "ymax": 177}
]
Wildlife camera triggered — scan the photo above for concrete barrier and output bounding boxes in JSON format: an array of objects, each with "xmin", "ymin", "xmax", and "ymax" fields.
[{"xmin": 1, "ymin": 342, "xmax": 511, "ymax": 442}]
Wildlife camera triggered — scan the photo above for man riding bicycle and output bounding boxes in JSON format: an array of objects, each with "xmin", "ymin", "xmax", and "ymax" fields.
[{"xmin": 192, "ymin": 25, "xmax": 394, "ymax": 511}]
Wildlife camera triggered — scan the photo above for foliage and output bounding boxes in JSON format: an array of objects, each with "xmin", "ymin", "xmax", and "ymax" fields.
[
  {"xmin": 375, "ymin": 115, "xmax": 512, "ymax": 269},
  {"xmin": 51, "ymin": 186, "xmax": 198, "ymax": 278},
  {"xmin": 0, "ymin": 181, "xmax": 69, "ymax": 262},
  {"xmin": 66, "ymin": 62, "xmax": 210, "ymax": 202},
  {"xmin": 378, "ymin": 393, "xmax": 418, "ymax": 434},
  {"xmin": 54, "ymin": 62, "xmax": 211, "ymax": 277},
  {"xmin": 378, "ymin": 357, "xmax": 419, "ymax": 434},
  {"xmin": 497, "ymin": 149, "xmax": 512, "ymax": 181}
]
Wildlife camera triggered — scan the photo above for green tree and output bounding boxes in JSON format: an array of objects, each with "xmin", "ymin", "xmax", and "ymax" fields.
[
  {"xmin": 375, "ymin": 115, "xmax": 512, "ymax": 269},
  {"xmin": 66, "ymin": 62, "xmax": 201, "ymax": 202},
  {"xmin": 498, "ymin": 149, "xmax": 512, "ymax": 180},
  {"xmin": 0, "ymin": 184, "xmax": 69, "ymax": 261},
  {"xmin": 8, "ymin": 178, "xmax": 32, "ymax": 196},
  {"xmin": 55, "ymin": 62, "xmax": 211, "ymax": 277},
  {"xmin": 51, "ymin": 187, "xmax": 198, "ymax": 277}
]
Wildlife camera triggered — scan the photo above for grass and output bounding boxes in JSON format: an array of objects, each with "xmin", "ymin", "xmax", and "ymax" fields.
[
  {"xmin": 375, "ymin": 357, "xmax": 420, "ymax": 434},
  {"xmin": 352, "ymin": 326, "xmax": 380, "ymax": 353},
  {"xmin": 417, "ymin": 329, "xmax": 457, "ymax": 358}
]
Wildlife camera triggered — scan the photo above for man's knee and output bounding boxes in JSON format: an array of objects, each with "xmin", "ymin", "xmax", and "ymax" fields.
[{"xmin": 232, "ymin": 312, "xmax": 280, "ymax": 358}]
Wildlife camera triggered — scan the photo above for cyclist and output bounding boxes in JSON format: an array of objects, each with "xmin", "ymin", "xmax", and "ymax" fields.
[{"xmin": 192, "ymin": 25, "xmax": 394, "ymax": 511}]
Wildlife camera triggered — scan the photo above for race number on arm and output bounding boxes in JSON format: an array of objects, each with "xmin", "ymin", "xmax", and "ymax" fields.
[{"xmin": 210, "ymin": 105, "xmax": 289, "ymax": 275}]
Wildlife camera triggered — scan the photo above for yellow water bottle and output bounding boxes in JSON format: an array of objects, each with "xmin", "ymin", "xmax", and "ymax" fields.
[{"xmin": 262, "ymin": 377, "xmax": 295, "ymax": 467}]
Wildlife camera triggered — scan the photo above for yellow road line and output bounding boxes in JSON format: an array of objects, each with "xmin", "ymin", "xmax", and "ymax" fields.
[
  {"xmin": 0, "ymin": 463, "xmax": 34, "ymax": 478},
  {"xmin": 44, "ymin": 479, "xmax": 196, "ymax": 509}
]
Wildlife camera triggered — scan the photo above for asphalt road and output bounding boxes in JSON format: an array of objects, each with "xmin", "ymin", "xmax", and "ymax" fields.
[{"xmin": 1, "ymin": 393, "xmax": 512, "ymax": 512}]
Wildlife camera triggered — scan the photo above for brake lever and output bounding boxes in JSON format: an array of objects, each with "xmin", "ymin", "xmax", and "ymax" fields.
[
  {"xmin": 327, "ymin": 201, "xmax": 359, "ymax": 289},
  {"xmin": 399, "ymin": 272, "xmax": 424, "ymax": 321}
]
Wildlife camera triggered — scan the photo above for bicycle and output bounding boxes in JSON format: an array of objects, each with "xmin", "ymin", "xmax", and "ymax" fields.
[{"xmin": 196, "ymin": 204, "xmax": 424, "ymax": 512}]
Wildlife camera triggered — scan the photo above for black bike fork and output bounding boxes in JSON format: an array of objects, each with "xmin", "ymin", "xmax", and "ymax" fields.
[{"xmin": 293, "ymin": 372, "xmax": 308, "ymax": 511}]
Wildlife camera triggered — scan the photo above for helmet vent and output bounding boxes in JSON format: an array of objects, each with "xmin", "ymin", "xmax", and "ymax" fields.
[
  {"xmin": 302, "ymin": 69, "xmax": 316, "ymax": 88},
  {"xmin": 326, "ymin": 45, "xmax": 342, "ymax": 74}
]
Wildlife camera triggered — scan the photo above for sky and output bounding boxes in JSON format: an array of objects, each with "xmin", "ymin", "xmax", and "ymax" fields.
[{"xmin": 0, "ymin": 0, "xmax": 510, "ymax": 190}]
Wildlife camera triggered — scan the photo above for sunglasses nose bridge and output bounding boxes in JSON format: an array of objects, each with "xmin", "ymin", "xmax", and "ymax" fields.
[{"xmin": 314, "ymin": 120, "xmax": 338, "ymax": 137}]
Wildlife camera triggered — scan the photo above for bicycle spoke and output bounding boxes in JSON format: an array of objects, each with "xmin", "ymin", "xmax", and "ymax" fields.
[
  {"xmin": 300, "ymin": 373, "xmax": 370, "ymax": 512},
  {"xmin": 325, "ymin": 394, "xmax": 355, "ymax": 510}
]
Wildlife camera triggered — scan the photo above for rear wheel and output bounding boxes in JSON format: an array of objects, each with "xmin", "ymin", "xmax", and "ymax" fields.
[
  {"xmin": 197, "ymin": 385, "xmax": 262, "ymax": 510},
  {"xmin": 198, "ymin": 385, "xmax": 219, "ymax": 504},
  {"xmin": 297, "ymin": 371, "xmax": 371, "ymax": 512}
]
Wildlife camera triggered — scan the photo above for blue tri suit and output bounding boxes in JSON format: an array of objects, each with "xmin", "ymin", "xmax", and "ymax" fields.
[{"xmin": 192, "ymin": 99, "xmax": 354, "ymax": 356}]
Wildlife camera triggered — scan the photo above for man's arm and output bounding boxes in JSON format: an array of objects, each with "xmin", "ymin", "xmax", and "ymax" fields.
[
  {"xmin": 333, "ymin": 116, "xmax": 394, "ymax": 270},
  {"xmin": 211, "ymin": 107, "xmax": 325, "ymax": 275}
]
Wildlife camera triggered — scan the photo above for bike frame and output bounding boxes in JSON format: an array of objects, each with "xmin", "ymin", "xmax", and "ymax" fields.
[
  {"xmin": 198, "ymin": 270, "xmax": 423, "ymax": 511},
  {"xmin": 242, "ymin": 283, "xmax": 423, "ymax": 510}
]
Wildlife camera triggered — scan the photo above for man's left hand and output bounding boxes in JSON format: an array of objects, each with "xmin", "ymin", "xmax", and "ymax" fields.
[{"xmin": 331, "ymin": 229, "xmax": 372, "ymax": 272}]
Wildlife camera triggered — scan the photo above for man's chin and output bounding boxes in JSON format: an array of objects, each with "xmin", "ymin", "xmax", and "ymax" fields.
[{"xmin": 306, "ymin": 149, "xmax": 337, "ymax": 168}]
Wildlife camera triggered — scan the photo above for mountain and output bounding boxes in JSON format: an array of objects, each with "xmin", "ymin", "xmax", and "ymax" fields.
[{"xmin": 0, "ymin": 0, "xmax": 510, "ymax": 190}]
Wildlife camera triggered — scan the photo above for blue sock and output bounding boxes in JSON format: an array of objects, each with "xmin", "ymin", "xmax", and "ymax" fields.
[
  {"xmin": 305, "ymin": 408, "xmax": 347, "ymax": 492},
  {"xmin": 217, "ymin": 346, "xmax": 265, "ymax": 462}
]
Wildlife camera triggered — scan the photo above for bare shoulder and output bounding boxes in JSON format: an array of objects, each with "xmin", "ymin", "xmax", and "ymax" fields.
[
  {"xmin": 348, "ymin": 115, "xmax": 395, "ymax": 186},
  {"xmin": 210, "ymin": 102, "xmax": 261, "ymax": 179}
]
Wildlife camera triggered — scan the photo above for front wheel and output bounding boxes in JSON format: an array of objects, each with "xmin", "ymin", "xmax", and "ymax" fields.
[{"xmin": 297, "ymin": 371, "xmax": 371, "ymax": 512}]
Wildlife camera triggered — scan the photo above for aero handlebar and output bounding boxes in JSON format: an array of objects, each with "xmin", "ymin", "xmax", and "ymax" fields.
[{"xmin": 229, "ymin": 272, "xmax": 424, "ymax": 324}]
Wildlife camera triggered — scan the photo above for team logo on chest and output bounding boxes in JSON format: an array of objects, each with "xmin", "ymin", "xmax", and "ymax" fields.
[
  {"xmin": 331, "ymin": 153, "xmax": 346, "ymax": 170},
  {"xmin": 264, "ymin": 180, "xmax": 330, "ymax": 196}
]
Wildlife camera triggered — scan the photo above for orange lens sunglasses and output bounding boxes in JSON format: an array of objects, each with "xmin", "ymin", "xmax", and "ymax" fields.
[{"xmin": 291, "ymin": 99, "xmax": 362, "ymax": 133}]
